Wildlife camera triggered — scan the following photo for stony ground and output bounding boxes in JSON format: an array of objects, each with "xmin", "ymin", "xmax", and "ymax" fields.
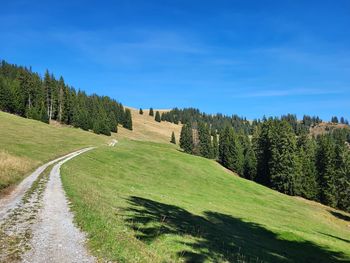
[{"xmin": 0, "ymin": 148, "xmax": 95, "ymax": 263}]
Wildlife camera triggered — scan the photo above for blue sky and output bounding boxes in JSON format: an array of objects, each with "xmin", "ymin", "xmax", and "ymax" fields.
[{"xmin": 1, "ymin": 0, "xmax": 349, "ymax": 120}]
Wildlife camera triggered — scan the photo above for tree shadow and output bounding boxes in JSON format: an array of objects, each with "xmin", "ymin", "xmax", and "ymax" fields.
[
  {"xmin": 123, "ymin": 196, "xmax": 348, "ymax": 263},
  {"xmin": 319, "ymin": 232, "xmax": 350, "ymax": 244},
  {"xmin": 330, "ymin": 210, "xmax": 350, "ymax": 222}
]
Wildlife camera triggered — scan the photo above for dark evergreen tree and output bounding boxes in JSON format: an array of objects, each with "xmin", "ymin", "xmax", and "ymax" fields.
[
  {"xmin": 269, "ymin": 121, "xmax": 299, "ymax": 195},
  {"xmin": 198, "ymin": 122, "xmax": 212, "ymax": 158},
  {"xmin": 211, "ymin": 129, "xmax": 219, "ymax": 159},
  {"xmin": 139, "ymin": 108, "xmax": 143, "ymax": 115},
  {"xmin": 243, "ymin": 140, "xmax": 257, "ymax": 180},
  {"xmin": 123, "ymin": 109, "xmax": 133, "ymax": 130},
  {"xmin": 155, "ymin": 111, "xmax": 161, "ymax": 122},
  {"xmin": 180, "ymin": 123, "xmax": 194, "ymax": 154},
  {"xmin": 297, "ymin": 133, "xmax": 318, "ymax": 200},
  {"xmin": 218, "ymin": 126, "xmax": 244, "ymax": 174},
  {"xmin": 170, "ymin": 131, "xmax": 176, "ymax": 144},
  {"xmin": 252, "ymin": 122, "xmax": 271, "ymax": 186},
  {"xmin": 149, "ymin": 108, "xmax": 154, "ymax": 116},
  {"xmin": 316, "ymin": 135, "xmax": 336, "ymax": 206}
]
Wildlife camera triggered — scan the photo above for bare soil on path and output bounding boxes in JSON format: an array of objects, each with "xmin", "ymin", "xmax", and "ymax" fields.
[{"xmin": 0, "ymin": 148, "xmax": 96, "ymax": 262}]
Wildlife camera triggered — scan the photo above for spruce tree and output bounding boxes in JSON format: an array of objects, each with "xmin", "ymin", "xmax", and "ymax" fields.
[
  {"xmin": 149, "ymin": 108, "xmax": 154, "ymax": 116},
  {"xmin": 155, "ymin": 111, "xmax": 161, "ymax": 122},
  {"xmin": 243, "ymin": 140, "xmax": 257, "ymax": 180},
  {"xmin": 252, "ymin": 122, "xmax": 272, "ymax": 186},
  {"xmin": 123, "ymin": 109, "xmax": 133, "ymax": 130},
  {"xmin": 297, "ymin": 133, "xmax": 318, "ymax": 200},
  {"xmin": 218, "ymin": 126, "xmax": 244, "ymax": 174},
  {"xmin": 180, "ymin": 123, "xmax": 194, "ymax": 153},
  {"xmin": 211, "ymin": 129, "xmax": 219, "ymax": 159},
  {"xmin": 269, "ymin": 121, "xmax": 299, "ymax": 195},
  {"xmin": 198, "ymin": 122, "xmax": 213, "ymax": 158},
  {"xmin": 170, "ymin": 131, "xmax": 176, "ymax": 144},
  {"xmin": 316, "ymin": 135, "xmax": 336, "ymax": 206},
  {"xmin": 336, "ymin": 148, "xmax": 350, "ymax": 212}
]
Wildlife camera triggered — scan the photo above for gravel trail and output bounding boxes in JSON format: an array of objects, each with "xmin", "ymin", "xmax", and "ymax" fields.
[
  {"xmin": 22, "ymin": 147, "xmax": 95, "ymax": 263},
  {"xmin": 0, "ymin": 151, "xmax": 81, "ymax": 221}
]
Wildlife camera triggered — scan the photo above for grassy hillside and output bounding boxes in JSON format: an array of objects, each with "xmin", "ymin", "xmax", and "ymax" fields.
[
  {"xmin": 0, "ymin": 111, "xmax": 110, "ymax": 191},
  {"xmin": 117, "ymin": 108, "xmax": 182, "ymax": 144},
  {"xmin": 61, "ymin": 140, "xmax": 350, "ymax": 263}
]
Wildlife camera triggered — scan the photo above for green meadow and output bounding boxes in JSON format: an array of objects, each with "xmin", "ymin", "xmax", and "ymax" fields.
[
  {"xmin": 0, "ymin": 111, "xmax": 109, "ymax": 190},
  {"xmin": 61, "ymin": 140, "xmax": 350, "ymax": 262}
]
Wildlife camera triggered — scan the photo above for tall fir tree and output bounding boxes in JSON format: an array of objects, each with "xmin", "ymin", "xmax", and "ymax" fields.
[
  {"xmin": 155, "ymin": 111, "xmax": 161, "ymax": 122},
  {"xmin": 170, "ymin": 131, "xmax": 176, "ymax": 144},
  {"xmin": 198, "ymin": 122, "xmax": 213, "ymax": 158},
  {"xmin": 297, "ymin": 133, "xmax": 318, "ymax": 200},
  {"xmin": 149, "ymin": 107, "xmax": 154, "ymax": 116},
  {"xmin": 211, "ymin": 129, "xmax": 219, "ymax": 159},
  {"xmin": 180, "ymin": 123, "xmax": 194, "ymax": 153},
  {"xmin": 243, "ymin": 139, "xmax": 257, "ymax": 180},
  {"xmin": 123, "ymin": 109, "xmax": 133, "ymax": 130},
  {"xmin": 316, "ymin": 135, "xmax": 336, "ymax": 206},
  {"xmin": 269, "ymin": 121, "xmax": 299, "ymax": 195},
  {"xmin": 252, "ymin": 122, "xmax": 272, "ymax": 186},
  {"xmin": 218, "ymin": 126, "xmax": 244, "ymax": 174}
]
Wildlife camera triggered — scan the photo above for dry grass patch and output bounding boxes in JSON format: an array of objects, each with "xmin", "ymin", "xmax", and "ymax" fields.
[
  {"xmin": 117, "ymin": 108, "xmax": 182, "ymax": 144},
  {"xmin": 0, "ymin": 151, "xmax": 38, "ymax": 191}
]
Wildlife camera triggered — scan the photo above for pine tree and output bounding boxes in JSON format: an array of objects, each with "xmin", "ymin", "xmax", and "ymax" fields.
[
  {"xmin": 155, "ymin": 111, "xmax": 161, "ymax": 122},
  {"xmin": 149, "ymin": 108, "xmax": 154, "ymax": 116},
  {"xmin": 297, "ymin": 133, "xmax": 318, "ymax": 200},
  {"xmin": 336, "ymin": 148, "xmax": 350, "ymax": 212},
  {"xmin": 198, "ymin": 122, "xmax": 213, "ymax": 158},
  {"xmin": 218, "ymin": 126, "xmax": 244, "ymax": 174},
  {"xmin": 269, "ymin": 121, "xmax": 299, "ymax": 195},
  {"xmin": 170, "ymin": 131, "xmax": 176, "ymax": 144},
  {"xmin": 253, "ymin": 122, "xmax": 272, "ymax": 186},
  {"xmin": 316, "ymin": 135, "xmax": 336, "ymax": 206},
  {"xmin": 243, "ymin": 140, "xmax": 257, "ymax": 180},
  {"xmin": 180, "ymin": 123, "xmax": 194, "ymax": 153},
  {"xmin": 108, "ymin": 111, "xmax": 118, "ymax": 133},
  {"xmin": 211, "ymin": 129, "xmax": 219, "ymax": 159},
  {"xmin": 123, "ymin": 109, "xmax": 133, "ymax": 130},
  {"xmin": 139, "ymin": 108, "xmax": 143, "ymax": 115}
]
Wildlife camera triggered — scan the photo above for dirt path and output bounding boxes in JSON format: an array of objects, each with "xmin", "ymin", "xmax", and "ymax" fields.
[
  {"xmin": 22, "ymin": 147, "xmax": 95, "ymax": 263},
  {"xmin": 0, "ymin": 148, "xmax": 96, "ymax": 262},
  {"xmin": 0, "ymin": 151, "xmax": 81, "ymax": 221}
]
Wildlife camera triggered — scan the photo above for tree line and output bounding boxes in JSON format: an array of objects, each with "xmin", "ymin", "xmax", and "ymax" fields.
[
  {"xmin": 180, "ymin": 118, "xmax": 350, "ymax": 213},
  {"xmin": 0, "ymin": 60, "xmax": 132, "ymax": 135},
  {"xmin": 161, "ymin": 108, "xmax": 330, "ymax": 136}
]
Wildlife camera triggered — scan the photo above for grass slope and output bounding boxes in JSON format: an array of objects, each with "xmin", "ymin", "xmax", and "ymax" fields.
[
  {"xmin": 0, "ymin": 111, "xmax": 109, "ymax": 191},
  {"xmin": 117, "ymin": 108, "xmax": 182, "ymax": 144},
  {"xmin": 61, "ymin": 140, "xmax": 350, "ymax": 263}
]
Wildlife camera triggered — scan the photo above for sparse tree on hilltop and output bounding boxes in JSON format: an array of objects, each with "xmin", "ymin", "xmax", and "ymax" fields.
[
  {"xmin": 123, "ymin": 109, "xmax": 133, "ymax": 130},
  {"xmin": 170, "ymin": 131, "xmax": 176, "ymax": 144},
  {"xmin": 155, "ymin": 111, "xmax": 161, "ymax": 122}
]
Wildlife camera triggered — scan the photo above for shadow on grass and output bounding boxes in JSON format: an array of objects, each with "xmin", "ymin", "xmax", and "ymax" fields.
[
  {"xmin": 319, "ymin": 232, "xmax": 350, "ymax": 244},
  {"xmin": 330, "ymin": 210, "xmax": 350, "ymax": 222},
  {"xmin": 123, "ymin": 196, "xmax": 347, "ymax": 263}
]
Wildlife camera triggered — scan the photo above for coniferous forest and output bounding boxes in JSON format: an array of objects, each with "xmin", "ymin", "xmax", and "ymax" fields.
[
  {"xmin": 0, "ymin": 60, "xmax": 131, "ymax": 136},
  {"xmin": 177, "ymin": 109, "xmax": 350, "ymax": 213},
  {"xmin": 0, "ymin": 60, "xmax": 349, "ymax": 213}
]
